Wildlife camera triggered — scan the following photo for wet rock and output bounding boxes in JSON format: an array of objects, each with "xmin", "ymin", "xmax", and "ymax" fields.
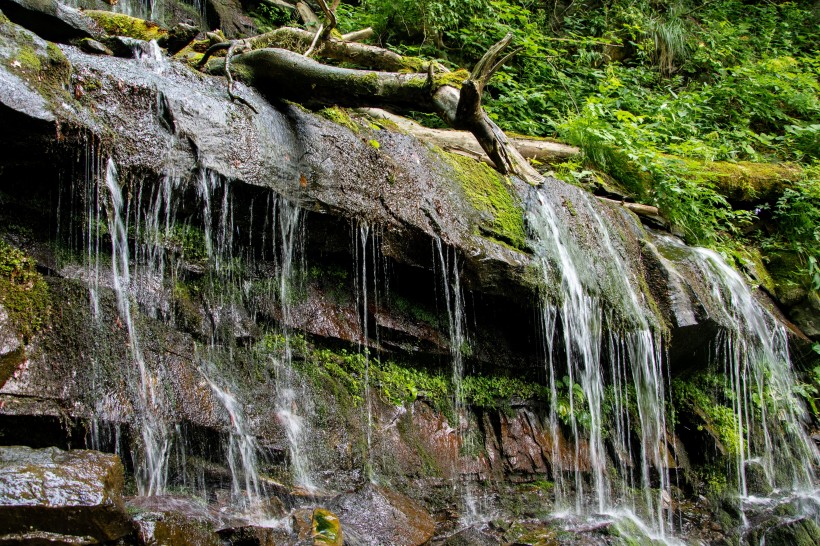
[
  {"xmin": 498, "ymin": 409, "xmax": 548, "ymax": 475},
  {"xmin": 79, "ymin": 37, "xmax": 111, "ymax": 55},
  {"xmin": 0, "ymin": 0, "xmax": 103, "ymax": 42},
  {"xmin": 205, "ymin": 0, "xmax": 257, "ymax": 38},
  {"xmin": 762, "ymin": 517, "xmax": 820, "ymax": 546},
  {"xmin": 217, "ymin": 523, "xmax": 291, "ymax": 546},
  {"xmin": 128, "ymin": 495, "xmax": 222, "ymax": 546},
  {"xmin": 157, "ymin": 23, "xmax": 199, "ymax": 54},
  {"xmin": 744, "ymin": 460, "xmax": 773, "ymax": 496},
  {"xmin": 0, "ymin": 19, "xmax": 57, "ymax": 129},
  {"xmin": 0, "ymin": 446, "xmax": 132, "ymax": 542},
  {"xmin": 104, "ymin": 35, "xmax": 151, "ymax": 58},
  {"xmin": 789, "ymin": 292, "xmax": 820, "ymax": 340},
  {"xmin": 0, "ymin": 306, "xmax": 25, "ymax": 389},
  {"xmin": 441, "ymin": 525, "xmax": 501, "ymax": 545},
  {"xmin": 329, "ymin": 484, "xmax": 435, "ymax": 546}
]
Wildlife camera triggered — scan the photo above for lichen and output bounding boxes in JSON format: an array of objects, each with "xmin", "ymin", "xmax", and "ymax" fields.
[
  {"xmin": 83, "ymin": 11, "xmax": 167, "ymax": 42},
  {"xmin": 437, "ymin": 149, "xmax": 528, "ymax": 251},
  {"xmin": 0, "ymin": 240, "xmax": 51, "ymax": 343}
]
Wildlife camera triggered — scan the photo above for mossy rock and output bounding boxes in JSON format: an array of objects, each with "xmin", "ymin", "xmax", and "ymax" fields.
[
  {"xmin": 83, "ymin": 10, "xmax": 167, "ymax": 41},
  {"xmin": 0, "ymin": 14, "xmax": 72, "ymax": 104},
  {"xmin": 437, "ymin": 149, "xmax": 527, "ymax": 252},
  {"xmin": 0, "ymin": 240, "xmax": 50, "ymax": 343},
  {"xmin": 676, "ymin": 157, "xmax": 802, "ymax": 203},
  {"xmin": 318, "ymin": 106, "xmax": 360, "ymax": 134}
]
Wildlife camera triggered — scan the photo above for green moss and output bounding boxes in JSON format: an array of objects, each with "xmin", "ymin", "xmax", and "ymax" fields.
[
  {"xmin": 13, "ymin": 46, "xmax": 41, "ymax": 71},
  {"xmin": 439, "ymin": 149, "xmax": 528, "ymax": 251},
  {"xmin": 318, "ymin": 106, "xmax": 361, "ymax": 133},
  {"xmin": 312, "ymin": 509, "xmax": 342, "ymax": 545},
  {"xmin": 84, "ymin": 11, "xmax": 167, "ymax": 42},
  {"xmin": 672, "ymin": 374, "xmax": 741, "ymax": 457},
  {"xmin": 675, "ymin": 157, "xmax": 802, "ymax": 202},
  {"xmin": 431, "ymin": 68, "xmax": 470, "ymax": 90},
  {"xmin": 0, "ymin": 240, "xmax": 50, "ymax": 343}
]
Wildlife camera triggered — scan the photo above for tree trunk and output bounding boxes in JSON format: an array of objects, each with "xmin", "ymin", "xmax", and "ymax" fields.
[{"xmin": 217, "ymin": 42, "xmax": 544, "ymax": 184}]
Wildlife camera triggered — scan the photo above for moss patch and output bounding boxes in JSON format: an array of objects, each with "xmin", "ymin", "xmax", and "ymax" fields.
[
  {"xmin": 318, "ymin": 106, "xmax": 361, "ymax": 133},
  {"xmin": 675, "ymin": 157, "xmax": 802, "ymax": 202},
  {"xmin": 0, "ymin": 240, "xmax": 50, "ymax": 343},
  {"xmin": 439, "ymin": 150, "xmax": 527, "ymax": 251},
  {"xmin": 672, "ymin": 373, "xmax": 740, "ymax": 457},
  {"xmin": 83, "ymin": 11, "xmax": 167, "ymax": 42},
  {"xmin": 0, "ymin": 18, "xmax": 72, "ymax": 104}
]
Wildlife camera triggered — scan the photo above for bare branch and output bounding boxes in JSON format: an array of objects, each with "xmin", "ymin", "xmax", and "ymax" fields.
[{"xmin": 304, "ymin": 23, "xmax": 324, "ymax": 57}]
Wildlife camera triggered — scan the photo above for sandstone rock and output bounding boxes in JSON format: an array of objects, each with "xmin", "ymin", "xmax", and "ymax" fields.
[{"xmin": 0, "ymin": 446, "xmax": 131, "ymax": 542}]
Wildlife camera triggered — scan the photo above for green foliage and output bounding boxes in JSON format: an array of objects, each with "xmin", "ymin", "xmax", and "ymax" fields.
[
  {"xmin": 762, "ymin": 166, "xmax": 820, "ymax": 291},
  {"xmin": 0, "ymin": 240, "xmax": 50, "ymax": 342},
  {"xmin": 673, "ymin": 373, "xmax": 741, "ymax": 456},
  {"xmin": 460, "ymin": 374, "xmax": 544, "ymax": 409},
  {"xmin": 334, "ymin": 0, "xmax": 819, "ymax": 272}
]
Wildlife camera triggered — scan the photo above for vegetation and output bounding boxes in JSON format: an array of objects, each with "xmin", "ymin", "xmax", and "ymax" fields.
[
  {"xmin": 0, "ymin": 240, "xmax": 50, "ymax": 343},
  {"xmin": 334, "ymin": 0, "xmax": 819, "ymax": 291}
]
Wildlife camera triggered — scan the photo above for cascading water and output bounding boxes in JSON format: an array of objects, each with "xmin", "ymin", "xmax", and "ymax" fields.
[
  {"xmin": 433, "ymin": 238, "xmax": 480, "ymax": 522},
  {"xmin": 101, "ymin": 158, "xmax": 171, "ymax": 496},
  {"xmin": 654, "ymin": 235, "xmax": 819, "ymax": 501},
  {"xmin": 199, "ymin": 363, "xmax": 263, "ymax": 508},
  {"xmin": 527, "ymin": 188, "xmax": 675, "ymax": 539},
  {"xmin": 353, "ymin": 221, "xmax": 375, "ymax": 480},
  {"xmin": 268, "ymin": 196, "xmax": 315, "ymax": 491}
]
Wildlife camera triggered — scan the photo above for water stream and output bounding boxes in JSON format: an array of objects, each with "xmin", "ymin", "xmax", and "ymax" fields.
[
  {"xmin": 102, "ymin": 158, "xmax": 171, "ymax": 496},
  {"xmin": 527, "ymin": 188, "xmax": 675, "ymax": 539},
  {"xmin": 654, "ymin": 235, "xmax": 819, "ymax": 502}
]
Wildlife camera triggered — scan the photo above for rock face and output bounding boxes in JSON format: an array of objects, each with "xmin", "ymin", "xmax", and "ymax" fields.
[
  {"xmin": 329, "ymin": 484, "xmax": 435, "ymax": 546},
  {"xmin": 0, "ymin": 7, "xmax": 816, "ymax": 545},
  {"xmin": 0, "ymin": 446, "xmax": 131, "ymax": 543}
]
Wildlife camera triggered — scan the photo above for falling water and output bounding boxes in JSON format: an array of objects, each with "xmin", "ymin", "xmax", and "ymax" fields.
[
  {"xmin": 655, "ymin": 235, "xmax": 819, "ymax": 499},
  {"xmin": 433, "ymin": 238, "xmax": 479, "ymax": 522},
  {"xmin": 199, "ymin": 364, "xmax": 263, "ymax": 508},
  {"xmin": 352, "ymin": 221, "xmax": 376, "ymax": 480},
  {"xmin": 527, "ymin": 189, "xmax": 674, "ymax": 538},
  {"xmin": 269, "ymin": 196, "xmax": 314, "ymax": 490},
  {"xmin": 102, "ymin": 158, "xmax": 171, "ymax": 495}
]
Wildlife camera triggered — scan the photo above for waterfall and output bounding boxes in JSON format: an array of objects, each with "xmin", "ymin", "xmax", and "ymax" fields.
[
  {"xmin": 527, "ymin": 188, "xmax": 674, "ymax": 539},
  {"xmin": 102, "ymin": 158, "xmax": 171, "ymax": 496},
  {"xmin": 199, "ymin": 364, "xmax": 263, "ymax": 508},
  {"xmin": 654, "ymin": 235, "xmax": 819, "ymax": 499},
  {"xmin": 353, "ymin": 221, "xmax": 376, "ymax": 481},
  {"xmin": 433, "ymin": 238, "xmax": 479, "ymax": 522},
  {"xmin": 269, "ymin": 196, "xmax": 315, "ymax": 491}
]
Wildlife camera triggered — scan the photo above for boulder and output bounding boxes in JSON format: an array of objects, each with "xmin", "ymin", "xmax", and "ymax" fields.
[
  {"xmin": 0, "ymin": 446, "xmax": 132, "ymax": 543},
  {"xmin": 329, "ymin": 484, "xmax": 435, "ymax": 546},
  {"xmin": 0, "ymin": 0, "xmax": 103, "ymax": 42},
  {"xmin": 128, "ymin": 496, "xmax": 223, "ymax": 546}
]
